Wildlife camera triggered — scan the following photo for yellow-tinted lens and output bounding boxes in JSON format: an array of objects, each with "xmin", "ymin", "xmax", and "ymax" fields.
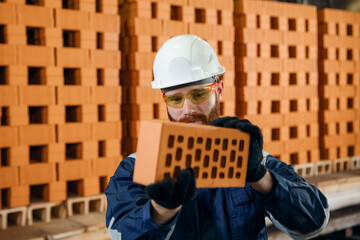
[
  {"xmin": 164, "ymin": 93, "xmax": 185, "ymax": 108},
  {"xmin": 188, "ymin": 87, "xmax": 213, "ymax": 104}
]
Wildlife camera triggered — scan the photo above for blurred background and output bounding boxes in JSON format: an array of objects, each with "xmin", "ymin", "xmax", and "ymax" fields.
[{"xmin": 0, "ymin": 0, "xmax": 359, "ymax": 239}]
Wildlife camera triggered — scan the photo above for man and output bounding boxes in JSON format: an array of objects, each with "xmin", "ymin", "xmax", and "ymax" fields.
[{"xmin": 106, "ymin": 35, "xmax": 329, "ymax": 239}]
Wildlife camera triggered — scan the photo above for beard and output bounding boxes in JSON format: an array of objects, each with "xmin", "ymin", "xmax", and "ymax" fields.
[{"xmin": 167, "ymin": 97, "xmax": 221, "ymax": 125}]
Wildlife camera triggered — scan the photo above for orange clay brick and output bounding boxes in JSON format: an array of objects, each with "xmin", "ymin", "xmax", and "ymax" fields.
[{"xmin": 134, "ymin": 120, "xmax": 250, "ymax": 188}]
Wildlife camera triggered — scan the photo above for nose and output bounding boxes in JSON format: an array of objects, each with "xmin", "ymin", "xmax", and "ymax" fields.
[{"xmin": 182, "ymin": 98, "xmax": 197, "ymax": 115}]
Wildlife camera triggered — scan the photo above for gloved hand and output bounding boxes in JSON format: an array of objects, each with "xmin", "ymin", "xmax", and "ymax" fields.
[
  {"xmin": 211, "ymin": 117, "xmax": 267, "ymax": 182},
  {"xmin": 145, "ymin": 168, "xmax": 197, "ymax": 209}
]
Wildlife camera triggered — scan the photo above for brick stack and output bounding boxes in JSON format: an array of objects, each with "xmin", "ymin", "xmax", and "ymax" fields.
[
  {"xmin": 119, "ymin": 0, "xmax": 235, "ymax": 157},
  {"xmin": 318, "ymin": 9, "xmax": 360, "ymax": 161},
  {"xmin": 234, "ymin": 1, "xmax": 319, "ymax": 165},
  {"xmin": 0, "ymin": 0, "xmax": 120, "ymax": 210}
]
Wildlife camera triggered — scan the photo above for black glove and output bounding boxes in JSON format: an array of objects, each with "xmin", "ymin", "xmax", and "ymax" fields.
[
  {"xmin": 211, "ymin": 117, "xmax": 266, "ymax": 182},
  {"xmin": 145, "ymin": 168, "xmax": 197, "ymax": 209}
]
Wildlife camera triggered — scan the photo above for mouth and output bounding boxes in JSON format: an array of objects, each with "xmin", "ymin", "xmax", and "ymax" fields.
[{"xmin": 187, "ymin": 121, "xmax": 203, "ymax": 124}]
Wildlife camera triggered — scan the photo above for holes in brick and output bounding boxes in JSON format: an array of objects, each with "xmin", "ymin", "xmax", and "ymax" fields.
[
  {"xmin": 232, "ymin": 140, "xmax": 237, "ymax": 146},
  {"xmin": 228, "ymin": 167, "xmax": 234, "ymax": 178},
  {"xmin": 195, "ymin": 8, "xmax": 206, "ymax": 23},
  {"xmin": 290, "ymin": 100, "xmax": 297, "ymax": 112},
  {"xmin": 186, "ymin": 155, "xmax": 192, "ymax": 168},
  {"xmin": 347, "ymin": 74, "xmax": 353, "ymax": 85},
  {"xmin": 98, "ymin": 105, "xmax": 105, "ymax": 121},
  {"xmin": 336, "ymin": 23, "xmax": 339, "ymax": 35},
  {"xmin": 1, "ymin": 107, "xmax": 9, "ymax": 125},
  {"xmin": 168, "ymin": 135, "xmax": 175, "ymax": 148},
  {"xmin": 270, "ymin": 45, "xmax": 279, "ymax": 58},
  {"xmin": 305, "ymin": 46, "xmax": 309, "ymax": 59},
  {"xmin": 203, "ymin": 155, "xmax": 209, "ymax": 168},
  {"xmin": 219, "ymin": 172, "xmax": 225, "ymax": 179},
  {"xmin": 63, "ymin": 0, "xmax": 79, "ymax": 10},
  {"xmin": 66, "ymin": 143, "xmax": 82, "ymax": 160},
  {"xmin": 257, "ymin": 44, "xmax": 261, "ymax": 57},
  {"xmin": 288, "ymin": 46, "xmax": 296, "ymax": 58},
  {"xmin": 217, "ymin": 10, "xmax": 222, "ymax": 25},
  {"xmin": 239, "ymin": 140, "xmax": 244, "ymax": 151},
  {"xmin": 211, "ymin": 167, "xmax": 217, "ymax": 179},
  {"xmin": 206, "ymin": 138, "xmax": 212, "ymax": 150},
  {"xmin": 271, "ymin": 73, "xmax": 279, "ymax": 85},
  {"xmin": 177, "ymin": 136, "xmax": 184, "ymax": 143},
  {"xmin": 63, "ymin": 30, "xmax": 80, "ymax": 47},
  {"xmin": 215, "ymin": 138, "xmax": 220, "ymax": 145},
  {"xmin": 289, "ymin": 73, "xmax": 297, "ymax": 85},
  {"xmin": 151, "ymin": 36, "xmax": 158, "ymax": 52},
  {"xmin": 164, "ymin": 172, "xmax": 170, "ymax": 178},
  {"xmin": 96, "ymin": 32, "xmax": 104, "ymax": 49},
  {"xmin": 270, "ymin": 17, "xmax": 278, "ymax": 29},
  {"xmin": 305, "ymin": 19, "xmax": 309, "ymax": 32},
  {"xmin": 97, "ymin": 69, "xmax": 104, "ymax": 85},
  {"xmin": 235, "ymin": 172, "xmax": 241, "ymax": 179},
  {"xmin": 195, "ymin": 149, "xmax": 201, "ymax": 161},
  {"xmin": 66, "ymin": 106, "xmax": 82, "ymax": 122},
  {"xmin": 213, "ymin": 150, "xmax": 219, "ymax": 162},
  {"xmin": 257, "ymin": 101, "xmax": 261, "ymax": 114},
  {"xmin": 67, "ymin": 180, "xmax": 83, "ymax": 198},
  {"xmin": 99, "ymin": 176, "xmax": 107, "ymax": 193},
  {"xmin": 272, "ymin": 128, "xmax": 280, "ymax": 141},
  {"xmin": 175, "ymin": 148, "xmax": 182, "ymax": 161},
  {"xmin": 171, "ymin": 5, "xmax": 182, "ymax": 21},
  {"xmin": 202, "ymin": 172, "xmax": 208, "ymax": 179},
  {"xmin": 348, "ymin": 146, "xmax": 354, "ymax": 157},
  {"xmin": 0, "ymin": 25, "xmax": 6, "ymax": 44},
  {"xmin": 188, "ymin": 137, "xmax": 194, "ymax": 149},
  {"xmin": 30, "ymin": 184, "xmax": 48, "ymax": 202},
  {"xmin": 347, "ymin": 49, "xmax": 353, "ymax": 60},
  {"xmin": 347, "ymin": 98, "xmax": 354, "ymax": 109},
  {"xmin": 28, "ymin": 67, "xmax": 46, "ymax": 85},
  {"xmin": 237, "ymin": 157, "xmax": 243, "ymax": 168},
  {"xmin": 230, "ymin": 151, "xmax": 235, "ymax": 162},
  {"xmin": 1, "ymin": 188, "xmax": 9, "ymax": 208},
  {"xmin": 256, "ymin": 15, "xmax": 260, "ymax": 28},
  {"xmin": 64, "ymin": 68, "xmax": 80, "ymax": 85},
  {"xmin": 194, "ymin": 167, "xmax": 199, "ymax": 178},
  {"xmin": 222, "ymin": 139, "xmax": 228, "ymax": 150},
  {"xmin": 27, "ymin": 27, "xmax": 44, "ymax": 45},
  {"xmin": 306, "ymin": 73, "xmax": 310, "ymax": 85},
  {"xmin": 347, "ymin": 122, "xmax": 353, "ymax": 133},
  {"xmin": 30, "ymin": 145, "xmax": 48, "ymax": 163},
  {"xmin": 96, "ymin": 0, "xmax": 102, "ymax": 12},
  {"xmin": 173, "ymin": 166, "xmax": 181, "ymax": 178},
  {"xmin": 29, "ymin": 106, "xmax": 48, "ymax": 124},
  {"xmin": 257, "ymin": 73, "xmax": 261, "ymax": 86},
  {"xmin": 1, "ymin": 147, "xmax": 10, "ymax": 166},
  {"xmin": 98, "ymin": 140, "xmax": 106, "ymax": 157},
  {"xmin": 290, "ymin": 126, "xmax": 298, "ymax": 139},
  {"xmin": 288, "ymin": 18, "xmax": 296, "ymax": 31},
  {"xmin": 290, "ymin": 153, "xmax": 298, "ymax": 165},
  {"xmin": 220, "ymin": 156, "xmax": 226, "ymax": 168},
  {"xmin": 306, "ymin": 99, "xmax": 310, "ymax": 111},
  {"xmin": 197, "ymin": 137, "xmax": 203, "ymax": 144},
  {"xmin": 347, "ymin": 24, "xmax": 352, "ymax": 36},
  {"xmin": 151, "ymin": 2, "xmax": 157, "ymax": 18},
  {"xmin": 336, "ymin": 48, "xmax": 339, "ymax": 60},
  {"xmin": 153, "ymin": 103, "xmax": 159, "ymax": 119},
  {"xmin": 0, "ymin": 66, "xmax": 7, "ymax": 85}
]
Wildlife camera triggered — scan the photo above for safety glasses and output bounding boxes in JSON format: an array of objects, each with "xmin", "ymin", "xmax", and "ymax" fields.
[{"xmin": 163, "ymin": 82, "xmax": 218, "ymax": 108}]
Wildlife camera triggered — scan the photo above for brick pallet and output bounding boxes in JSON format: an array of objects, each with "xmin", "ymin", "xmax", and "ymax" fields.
[{"xmin": 0, "ymin": 0, "xmax": 120, "ymax": 212}]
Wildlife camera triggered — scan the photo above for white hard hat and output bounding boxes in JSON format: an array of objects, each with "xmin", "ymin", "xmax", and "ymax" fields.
[{"xmin": 152, "ymin": 35, "xmax": 225, "ymax": 91}]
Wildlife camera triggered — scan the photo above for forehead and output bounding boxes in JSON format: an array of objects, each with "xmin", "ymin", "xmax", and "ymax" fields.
[{"xmin": 164, "ymin": 83, "xmax": 209, "ymax": 95}]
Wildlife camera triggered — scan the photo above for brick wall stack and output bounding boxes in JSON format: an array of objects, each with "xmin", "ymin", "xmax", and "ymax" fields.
[
  {"xmin": 119, "ymin": 0, "xmax": 235, "ymax": 157},
  {"xmin": 318, "ymin": 9, "xmax": 360, "ymax": 161},
  {"xmin": 0, "ymin": 0, "xmax": 120, "ymax": 210},
  {"xmin": 234, "ymin": 1, "xmax": 319, "ymax": 165}
]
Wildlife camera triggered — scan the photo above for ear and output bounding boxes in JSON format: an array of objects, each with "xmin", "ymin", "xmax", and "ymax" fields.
[{"xmin": 216, "ymin": 80, "xmax": 224, "ymax": 101}]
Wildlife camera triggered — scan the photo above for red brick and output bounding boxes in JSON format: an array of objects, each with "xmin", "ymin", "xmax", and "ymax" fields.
[
  {"xmin": 58, "ymin": 159, "xmax": 91, "ymax": 181},
  {"xmin": 19, "ymin": 163, "xmax": 56, "ymax": 186},
  {"xmin": 19, "ymin": 125, "xmax": 56, "ymax": 145},
  {"xmin": 55, "ymin": 9, "xmax": 90, "ymax": 30},
  {"xmin": 8, "ymin": 186, "xmax": 29, "ymax": 208},
  {"xmin": 48, "ymin": 181, "xmax": 66, "ymax": 202},
  {"xmin": 0, "ymin": 45, "xmax": 18, "ymax": 65},
  {"xmin": 57, "ymin": 86, "xmax": 92, "ymax": 105},
  {"xmin": 0, "ymin": 166, "xmax": 18, "ymax": 188},
  {"xmin": 19, "ymin": 86, "xmax": 55, "ymax": 106},
  {"xmin": 18, "ymin": 46, "xmax": 54, "ymax": 66},
  {"xmin": 0, "ymin": 86, "xmax": 18, "ymax": 106},
  {"xmin": 58, "ymin": 123, "xmax": 92, "ymax": 143},
  {"xmin": 0, "ymin": 3, "xmax": 17, "ymax": 24},
  {"xmin": 92, "ymin": 122, "xmax": 121, "ymax": 140},
  {"xmin": 57, "ymin": 48, "xmax": 90, "ymax": 68},
  {"xmin": 17, "ymin": 4, "xmax": 53, "ymax": 27}
]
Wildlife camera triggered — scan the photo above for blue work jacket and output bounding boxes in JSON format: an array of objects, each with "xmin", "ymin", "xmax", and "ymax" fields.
[{"xmin": 105, "ymin": 151, "xmax": 329, "ymax": 240}]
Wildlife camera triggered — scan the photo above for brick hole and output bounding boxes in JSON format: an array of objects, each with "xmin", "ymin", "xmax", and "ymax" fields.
[
  {"xmin": 164, "ymin": 173, "xmax": 170, "ymax": 178},
  {"xmin": 187, "ymin": 137, "xmax": 194, "ymax": 149},
  {"xmin": 1, "ymin": 147, "xmax": 10, "ymax": 166},
  {"xmin": 288, "ymin": 18, "xmax": 296, "ymax": 31},
  {"xmin": 211, "ymin": 167, "xmax": 217, "ymax": 179},
  {"xmin": 1, "ymin": 188, "xmax": 9, "ymax": 208},
  {"xmin": 232, "ymin": 139, "xmax": 237, "ymax": 146},
  {"xmin": 29, "ymin": 106, "xmax": 47, "ymax": 124},
  {"xmin": 63, "ymin": 30, "xmax": 80, "ymax": 47},
  {"xmin": 194, "ymin": 167, "xmax": 199, "ymax": 178},
  {"xmin": 220, "ymin": 156, "xmax": 226, "ymax": 168},
  {"xmin": 237, "ymin": 157, "xmax": 243, "ymax": 168},
  {"xmin": 195, "ymin": 149, "xmax": 201, "ymax": 161},
  {"xmin": 177, "ymin": 136, "xmax": 184, "ymax": 143},
  {"xmin": 195, "ymin": 8, "xmax": 205, "ymax": 23},
  {"xmin": 235, "ymin": 172, "xmax": 241, "ymax": 179},
  {"xmin": 289, "ymin": 73, "xmax": 297, "ymax": 85},
  {"xmin": 165, "ymin": 154, "xmax": 172, "ymax": 167},
  {"xmin": 1, "ymin": 107, "xmax": 9, "ymax": 125},
  {"xmin": 173, "ymin": 166, "xmax": 181, "ymax": 178},
  {"xmin": 175, "ymin": 148, "xmax": 182, "ymax": 161},
  {"xmin": 203, "ymin": 155, "xmax": 209, "ymax": 168},
  {"xmin": 239, "ymin": 140, "xmax": 244, "ymax": 151},
  {"xmin": 151, "ymin": 2, "xmax": 157, "ymax": 18},
  {"xmin": 98, "ymin": 140, "xmax": 106, "ymax": 157},
  {"xmin": 197, "ymin": 137, "xmax": 203, "ymax": 144},
  {"xmin": 289, "ymin": 46, "xmax": 296, "ymax": 58},
  {"xmin": 213, "ymin": 150, "xmax": 219, "ymax": 162},
  {"xmin": 96, "ymin": 32, "xmax": 104, "ymax": 49},
  {"xmin": 228, "ymin": 167, "xmax": 234, "ymax": 178},
  {"xmin": 205, "ymin": 138, "xmax": 212, "ymax": 150},
  {"xmin": 66, "ymin": 143, "xmax": 82, "ymax": 160},
  {"xmin": 0, "ymin": 25, "xmax": 6, "ymax": 44},
  {"xmin": 217, "ymin": 10, "xmax": 222, "ymax": 25},
  {"xmin": 215, "ymin": 138, "xmax": 220, "ymax": 145},
  {"xmin": 99, "ymin": 176, "xmax": 107, "ymax": 193},
  {"xmin": 271, "ymin": 73, "xmax": 279, "ymax": 85},
  {"xmin": 153, "ymin": 103, "xmax": 159, "ymax": 119},
  {"xmin": 28, "ymin": 67, "xmax": 46, "ymax": 85},
  {"xmin": 222, "ymin": 139, "xmax": 228, "ymax": 150},
  {"xmin": 7, "ymin": 212, "xmax": 22, "ymax": 227},
  {"xmin": 290, "ymin": 153, "xmax": 299, "ymax": 165},
  {"xmin": 186, "ymin": 155, "xmax": 192, "ymax": 168},
  {"xmin": 202, "ymin": 172, "xmax": 208, "ymax": 179},
  {"xmin": 30, "ymin": 184, "xmax": 48, "ymax": 202},
  {"xmin": 89, "ymin": 199, "xmax": 101, "ymax": 212},
  {"xmin": 97, "ymin": 69, "xmax": 104, "ymax": 85},
  {"xmin": 95, "ymin": 0, "xmax": 102, "ymax": 12},
  {"xmin": 66, "ymin": 106, "xmax": 82, "ymax": 122},
  {"xmin": 67, "ymin": 180, "xmax": 83, "ymax": 198},
  {"xmin": 27, "ymin": 27, "xmax": 44, "ymax": 45},
  {"xmin": 270, "ymin": 45, "xmax": 279, "ymax": 58},
  {"xmin": 290, "ymin": 127, "xmax": 298, "ymax": 139},
  {"xmin": 270, "ymin": 17, "xmax": 279, "ymax": 29},
  {"xmin": 0, "ymin": 66, "xmax": 8, "ymax": 85},
  {"xmin": 168, "ymin": 135, "xmax": 175, "ymax": 148},
  {"xmin": 230, "ymin": 151, "xmax": 235, "ymax": 162},
  {"xmin": 64, "ymin": 68, "xmax": 80, "ymax": 85},
  {"xmin": 30, "ymin": 145, "xmax": 48, "ymax": 163},
  {"xmin": 98, "ymin": 105, "xmax": 105, "ymax": 121},
  {"xmin": 219, "ymin": 172, "xmax": 225, "ymax": 179},
  {"xmin": 170, "ymin": 5, "xmax": 182, "ymax": 21},
  {"xmin": 63, "ymin": 0, "xmax": 79, "ymax": 10},
  {"xmin": 32, "ymin": 208, "xmax": 46, "ymax": 223}
]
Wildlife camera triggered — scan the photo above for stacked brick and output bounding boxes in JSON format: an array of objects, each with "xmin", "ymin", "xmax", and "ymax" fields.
[
  {"xmin": 0, "ymin": 0, "xmax": 120, "ymax": 210},
  {"xmin": 318, "ymin": 9, "xmax": 360, "ymax": 161},
  {"xmin": 234, "ymin": 1, "xmax": 319, "ymax": 165},
  {"xmin": 119, "ymin": 0, "xmax": 235, "ymax": 156}
]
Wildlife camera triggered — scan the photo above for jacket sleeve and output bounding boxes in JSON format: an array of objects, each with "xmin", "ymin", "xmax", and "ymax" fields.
[
  {"xmin": 105, "ymin": 153, "xmax": 179, "ymax": 240},
  {"xmin": 252, "ymin": 151, "xmax": 330, "ymax": 240}
]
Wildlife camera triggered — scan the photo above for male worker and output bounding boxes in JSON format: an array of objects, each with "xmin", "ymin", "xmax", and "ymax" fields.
[{"xmin": 106, "ymin": 35, "xmax": 329, "ymax": 239}]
